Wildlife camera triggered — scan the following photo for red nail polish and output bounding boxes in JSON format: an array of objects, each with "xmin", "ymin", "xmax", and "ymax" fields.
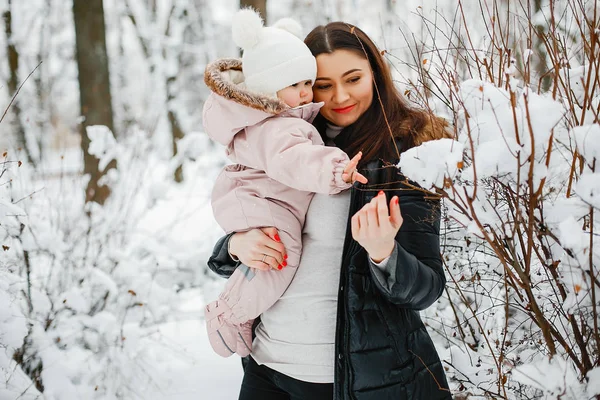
[
  {"xmin": 284, "ymin": 254, "xmax": 288, "ymax": 260},
  {"xmin": 378, "ymin": 191, "xmax": 384, "ymax": 196},
  {"xmin": 274, "ymin": 234, "xmax": 281, "ymax": 242},
  {"xmin": 282, "ymin": 260, "xmax": 287, "ymax": 267},
  {"xmin": 395, "ymin": 197, "xmax": 399, "ymax": 205},
  {"xmin": 278, "ymin": 265, "xmax": 283, "ymax": 270}
]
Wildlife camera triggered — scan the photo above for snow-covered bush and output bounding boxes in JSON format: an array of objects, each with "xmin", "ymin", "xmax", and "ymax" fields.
[
  {"xmin": 393, "ymin": 1, "xmax": 600, "ymax": 398},
  {"xmin": 1, "ymin": 151, "xmax": 44, "ymax": 399},
  {"xmin": 1, "ymin": 127, "xmax": 226, "ymax": 399}
]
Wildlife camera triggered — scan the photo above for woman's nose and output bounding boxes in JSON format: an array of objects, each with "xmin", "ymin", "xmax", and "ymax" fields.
[{"xmin": 332, "ymin": 86, "xmax": 350, "ymax": 103}]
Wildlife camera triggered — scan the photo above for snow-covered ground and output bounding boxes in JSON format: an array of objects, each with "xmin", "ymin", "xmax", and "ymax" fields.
[
  {"xmin": 134, "ymin": 318, "xmax": 243, "ymax": 400},
  {"xmin": 1, "ymin": 315, "xmax": 244, "ymax": 400}
]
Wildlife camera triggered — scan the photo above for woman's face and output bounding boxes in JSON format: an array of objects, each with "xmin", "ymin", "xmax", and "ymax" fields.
[{"xmin": 313, "ymin": 49, "xmax": 374, "ymax": 127}]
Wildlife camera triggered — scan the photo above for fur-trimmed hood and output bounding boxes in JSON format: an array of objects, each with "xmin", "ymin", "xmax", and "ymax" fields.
[{"xmin": 203, "ymin": 58, "xmax": 323, "ymax": 147}]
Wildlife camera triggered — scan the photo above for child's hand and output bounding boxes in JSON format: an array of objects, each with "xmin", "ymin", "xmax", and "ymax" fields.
[{"xmin": 342, "ymin": 152, "xmax": 368, "ymax": 184}]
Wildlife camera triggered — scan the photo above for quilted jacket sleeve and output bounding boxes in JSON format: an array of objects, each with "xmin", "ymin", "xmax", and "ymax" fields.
[
  {"xmin": 352, "ymin": 160, "xmax": 446, "ymax": 311},
  {"xmin": 236, "ymin": 120, "xmax": 352, "ymax": 194},
  {"xmin": 370, "ymin": 187, "xmax": 446, "ymax": 310}
]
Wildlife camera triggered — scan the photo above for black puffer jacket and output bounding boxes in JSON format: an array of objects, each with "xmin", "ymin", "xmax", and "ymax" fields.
[{"xmin": 208, "ymin": 160, "xmax": 452, "ymax": 400}]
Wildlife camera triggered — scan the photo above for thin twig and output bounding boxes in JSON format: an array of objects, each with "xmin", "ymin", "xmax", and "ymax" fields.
[{"xmin": 0, "ymin": 61, "xmax": 42, "ymax": 125}]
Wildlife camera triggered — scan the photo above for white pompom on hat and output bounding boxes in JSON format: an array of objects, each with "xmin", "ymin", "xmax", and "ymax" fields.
[{"xmin": 232, "ymin": 8, "xmax": 317, "ymax": 96}]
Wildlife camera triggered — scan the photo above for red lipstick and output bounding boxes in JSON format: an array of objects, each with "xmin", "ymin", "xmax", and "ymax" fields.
[{"xmin": 332, "ymin": 104, "xmax": 356, "ymax": 114}]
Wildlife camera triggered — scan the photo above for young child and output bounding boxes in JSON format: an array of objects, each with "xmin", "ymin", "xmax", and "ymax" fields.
[{"xmin": 202, "ymin": 9, "xmax": 367, "ymax": 357}]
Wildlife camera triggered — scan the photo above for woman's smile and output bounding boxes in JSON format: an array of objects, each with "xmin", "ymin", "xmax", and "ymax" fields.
[
  {"xmin": 331, "ymin": 104, "xmax": 356, "ymax": 114},
  {"xmin": 332, "ymin": 104, "xmax": 356, "ymax": 114}
]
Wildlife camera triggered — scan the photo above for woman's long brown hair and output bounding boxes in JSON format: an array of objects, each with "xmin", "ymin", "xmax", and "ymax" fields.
[{"xmin": 305, "ymin": 23, "xmax": 450, "ymax": 165}]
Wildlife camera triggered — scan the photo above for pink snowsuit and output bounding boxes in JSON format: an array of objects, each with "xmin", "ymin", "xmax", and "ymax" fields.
[{"xmin": 203, "ymin": 58, "xmax": 352, "ymax": 356}]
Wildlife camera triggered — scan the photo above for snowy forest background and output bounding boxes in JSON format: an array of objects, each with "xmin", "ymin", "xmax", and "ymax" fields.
[{"xmin": 0, "ymin": 0, "xmax": 599, "ymax": 399}]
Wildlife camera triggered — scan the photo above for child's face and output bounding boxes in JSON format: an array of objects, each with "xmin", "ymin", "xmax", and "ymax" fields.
[{"xmin": 276, "ymin": 80, "xmax": 314, "ymax": 108}]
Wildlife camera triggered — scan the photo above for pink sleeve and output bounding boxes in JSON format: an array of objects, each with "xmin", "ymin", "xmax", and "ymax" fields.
[{"xmin": 241, "ymin": 124, "xmax": 352, "ymax": 194}]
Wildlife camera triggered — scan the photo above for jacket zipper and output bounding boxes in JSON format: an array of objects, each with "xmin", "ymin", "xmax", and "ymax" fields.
[
  {"xmin": 334, "ymin": 208, "xmax": 352, "ymax": 398},
  {"xmin": 337, "ymin": 184, "xmax": 368, "ymax": 399},
  {"xmin": 336, "ymin": 159, "xmax": 400, "ymax": 398}
]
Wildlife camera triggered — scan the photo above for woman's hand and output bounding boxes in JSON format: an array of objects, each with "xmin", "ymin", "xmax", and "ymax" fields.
[
  {"xmin": 342, "ymin": 152, "xmax": 368, "ymax": 184},
  {"xmin": 351, "ymin": 191, "xmax": 403, "ymax": 262},
  {"xmin": 229, "ymin": 227, "xmax": 288, "ymax": 271}
]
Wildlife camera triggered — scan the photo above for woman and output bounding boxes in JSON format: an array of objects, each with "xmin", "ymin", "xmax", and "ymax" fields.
[{"xmin": 207, "ymin": 22, "xmax": 453, "ymax": 400}]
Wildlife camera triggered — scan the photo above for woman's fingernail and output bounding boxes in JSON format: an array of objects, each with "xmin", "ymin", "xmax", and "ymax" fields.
[
  {"xmin": 278, "ymin": 265, "xmax": 283, "ymax": 270},
  {"xmin": 274, "ymin": 234, "xmax": 281, "ymax": 242},
  {"xmin": 282, "ymin": 260, "xmax": 287, "ymax": 267},
  {"xmin": 378, "ymin": 191, "xmax": 384, "ymax": 196},
  {"xmin": 395, "ymin": 197, "xmax": 399, "ymax": 205},
  {"xmin": 284, "ymin": 254, "xmax": 288, "ymax": 260}
]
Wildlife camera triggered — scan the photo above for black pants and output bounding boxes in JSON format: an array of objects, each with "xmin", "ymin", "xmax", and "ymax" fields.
[{"xmin": 238, "ymin": 356, "xmax": 333, "ymax": 400}]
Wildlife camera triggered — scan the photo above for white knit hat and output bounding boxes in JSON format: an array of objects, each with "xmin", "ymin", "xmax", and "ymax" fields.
[{"xmin": 232, "ymin": 9, "xmax": 317, "ymax": 96}]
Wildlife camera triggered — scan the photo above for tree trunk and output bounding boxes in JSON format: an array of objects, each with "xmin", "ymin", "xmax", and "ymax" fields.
[
  {"xmin": 167, "ymin": 76, "xmax": 184, "ymax": 183},
  {"xmin": 240, "ymin": 0, "xmax": 267, "ymax": 21},
  {"xmin": 73, "ymin": 0, "xmax": 116, "ymax": 205},
  {"xmin": 165, "ymin": 4, "xmax": 185, "ymax": 183},
  {"xmin": 532, "ymin": 0, "xmax": 551, "ymax": 91},
  {"xmin": 33, "ymin": 0, "xmax": 51, "ymax": 162},
  {"xmin": 2, "ymin": 0, "xmax": 36, "ymax": 167}
]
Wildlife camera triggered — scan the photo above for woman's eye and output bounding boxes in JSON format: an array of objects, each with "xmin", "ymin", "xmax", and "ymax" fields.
[
  {"xmin": 315, "ymin": 85, "xmax": 331, "ymax": 90},
  {"xmin": 348, "ymin": 77, "xmax": 360, "ymax": 83}
]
